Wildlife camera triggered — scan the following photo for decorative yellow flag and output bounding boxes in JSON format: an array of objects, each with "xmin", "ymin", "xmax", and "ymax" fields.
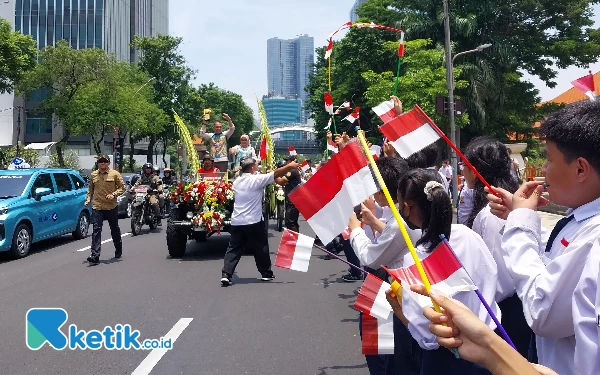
[{"xmin": 173, "ymin": 111, "xmax": 200, "ymax": 179}]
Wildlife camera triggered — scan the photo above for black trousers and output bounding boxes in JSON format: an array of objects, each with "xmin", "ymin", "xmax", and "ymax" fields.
[
  {"xmin": 91, "ymin": 207, "xmax": 122, "ymax": 257},
  {"xmin": 222, "ymin": 221, "xmax": 273, "ymax": 278},
  {"xmin": 284, "ymin": 198, "xmax": 299, "ymax": 233}
]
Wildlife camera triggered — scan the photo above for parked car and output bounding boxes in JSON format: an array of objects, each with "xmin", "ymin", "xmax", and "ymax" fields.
[
  {"xmin": 0, "ymin": 168, "xmax": 92, "ymax": 258},
  {"xmin": 117, "ymin": 173, "xmax": 140, "ymax": 218}
]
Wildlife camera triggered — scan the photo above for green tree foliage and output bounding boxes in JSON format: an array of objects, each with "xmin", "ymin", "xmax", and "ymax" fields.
[
  {"xmin": 45, "ymin": 150, "xmax": 80, "ymax": 170},
  {"xmin": 0, "ymin": 146, "xmax": 40, "ymax": 167},
  {"xmin": 130, "ymin": 34, "xmax": 201, "ymax": 162},
  {"xmin": 197, "ymin": 83, "xmax": 255, "ymax": 146},
  {"xmin": 20, "ymin": 41, "xmax": 111, "ymax": 166},
  {"xmin": 0, "ymin": 18, "xmax": 37, "ymax": 94},
  {"xmin": 355, "ymin": 0, "xmax": 600, "ymax": 145}
]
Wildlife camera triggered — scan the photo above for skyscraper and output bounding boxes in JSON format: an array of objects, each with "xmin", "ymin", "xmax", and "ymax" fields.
[
  {"xmin": 267, "ymin": 34, "xmax": 314, "ymax": 123},
  {"xmin": 350, "ymin": 0, "xmax": 367, "ymax": 22},
  {"xmin": 0, "ymin": 0, "xmax": 168, "ymax": 148}
]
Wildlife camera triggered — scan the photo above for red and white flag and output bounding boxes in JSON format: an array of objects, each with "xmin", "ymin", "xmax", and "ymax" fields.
[
  {"xmin": 383, "ymin": 241, "xmax": 476, "ymax": 308},
  {"xmin": 274, "ymin": 229, "xmax": 315, "ymax": 272},
  {"xmin": 259, "ymin": 137, "xmax": 268, "ymax": 161},
  {"xmin": 324, "ymin": 92, "xmax": 334, "ymax": 115},
  {"xmin": 361, "ymin": 314, "xmax": 394, "ymax": 355},
  {"xmin": 379, "ymin": 108, "xmax": 440, "ymax": 158},
  {"xmin": 355, "ymin": 274, "xmax": 393, "ymax": 321},
  {"xmin": 344, "ymin": 107, "xmax": 360, "ymax": 123},
  {"xmin": 327, "ymin": 140, "xmax": 338, "ymax": 154},
  {"xmin": 342, "ymin": 101, "xmax": 351, "ymax": 110},
  {"xmin": 571, "ymin": 71, "xmax": 596, "ymax": 101},
  {"xmin": 289, "ymin": 146, "xmax": 297, "ymax": 156},
  {"xmin": 372, "ymin": 100, "xmax": 397, "ymax": 123},
  {"xmin": 325, "ymin": 39, "xmax": 333, "ymax": 60},
  {"xmin": 370, "ymin": 145, "xmax": 381, "ymax": 160},
  {"xmin": 301, "ymin": 160, "xmax": 310, "ymax": 173},
  {"xmin": 341, "ymin": 227, "xmax": 352, "ymax": 240},
  {"xmin": 324, "ymin": 118, "xmax": 332, "ymax": 130},
  {"xmin": 289, "ymin": 141, "xmax": 378, "ymax": 244},
  {"xmin": 398, "ymin": 31, "xmax": 405, "ymax": 57}
]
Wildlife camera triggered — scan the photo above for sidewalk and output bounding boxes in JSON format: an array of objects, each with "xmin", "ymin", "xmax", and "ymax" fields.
[{"xmin": 539, "ymin": 210, "xmax": 563, "ymax": 230}]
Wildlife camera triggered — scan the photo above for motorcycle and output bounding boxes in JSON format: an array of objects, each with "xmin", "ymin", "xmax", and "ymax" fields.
[
  {"xmin": 274, "ymin": 184, "xmax": 285, "ymax": 232},
  {"xmin": 130, "ymin": 185, "xmax": 161, "ymax": 235}
]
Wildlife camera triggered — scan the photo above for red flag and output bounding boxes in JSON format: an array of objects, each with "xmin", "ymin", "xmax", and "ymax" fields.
[
  {"xmin": 288, "ymin": 146, "xmax": 297, "ymax": 156},
  {"xmin": 274, "ymin": 229, "xmax": 314, "ymax": 272},
  {"xmin": 373, "ymin": 100, "xmax": 396, "ymax": 123},
  {"xmin": 354, "ymin": 274, "xmax": 393, "ymax": 321},
  {"xmin": 398, "ymin": 32, "xmax": 405, "ymax": 57},
  {"xmin": 259, "ymin": 137, "xmax": 268, "ymax": 160},
  {"xmin": 325, "ymin": 39, "xmax": 333, "ymax": 59},
  {"xmin": 571, "ymin": 71, "xmax": 596, "ymax": 101},
  {"xmin": 379, "ymin": 108, "xmax": 439, "ymax": 158},
  {"xmin": 324, "ymin": 92, "xmax": 334, "ymax": 115},
  {"xmin": 361, "ymin": 314, "xmax": 394, "ymax": 355},
  {"xmin": 344, "ymin": 107, "xmax": 360, "ymax": 123}
]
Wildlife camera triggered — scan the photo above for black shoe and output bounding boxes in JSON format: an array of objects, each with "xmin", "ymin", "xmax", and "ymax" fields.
[
  {"xmin": 87, "ymin": 256, "xmax": 99, "ymax": 265},
  {"xmin": 157, "ymin": 220, "xmax": 162, "ymax": 226},
  {"xmin": 260, "ymin": 274, "xmax": 275, "ymax": 281},
  {"xmin": 114, "ymin": 250, "xmax": 122, "ymax": 259},
  {"xmin": 324, "ymin": 254, "xmax": 332, "ymax": 260},
  {"xmin": 342, "ymin": 274, "xmax": 362, "ymax": 282},
  {"xmin": 221, "ymin": 273, "xmax": 232, "ymax": 286}
]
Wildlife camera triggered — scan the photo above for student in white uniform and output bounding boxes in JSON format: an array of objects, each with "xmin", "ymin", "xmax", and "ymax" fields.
[
  {"xmin": 392, "ymin": 168, "xmax": 500, "ymax": 375},
  {"xmin": 461, "ymin": 136, "xmax": 534, "ymax": 360},
  {"xmin": 348, "ymin": 156, "xmax": 422, "ymax": 375},
  {"xmin": 486, "ymin": 100, "xmax": 600, "ymax": 375}
]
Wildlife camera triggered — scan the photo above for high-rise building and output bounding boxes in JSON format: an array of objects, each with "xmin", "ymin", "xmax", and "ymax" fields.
[
  {"xmin": 262, "ymin": 96, "xmax": 302, "ymax": 127},
  {"xmin": 0, "ymin": 0, "xmax": 168, "ymax": 150},
  {"xmin": 350, "ymin": 0, "xmax": 367, "ymax": 22},
  {"xmin": 267, "ymin": 34, "xmax": 314, "ymax": 123}
]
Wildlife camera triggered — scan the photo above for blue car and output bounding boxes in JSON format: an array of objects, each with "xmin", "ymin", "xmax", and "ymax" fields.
[{"xmin": 0, "ymin": 168, "xmax": 91, "ymax": 258}]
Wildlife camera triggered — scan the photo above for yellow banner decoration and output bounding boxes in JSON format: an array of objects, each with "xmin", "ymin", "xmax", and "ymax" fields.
[
  {"xmin": 257, "ymin": 98, "xmax": 275, "ymax": 169},
  {"xmin": 173, "ymin": 111, "xmax": 200, "ymax": 179}
]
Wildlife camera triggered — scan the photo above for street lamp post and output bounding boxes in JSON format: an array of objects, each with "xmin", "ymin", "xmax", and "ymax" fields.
[{"xmin": 443, "ymin": 0, "xmax": 492, "ymax": 207}]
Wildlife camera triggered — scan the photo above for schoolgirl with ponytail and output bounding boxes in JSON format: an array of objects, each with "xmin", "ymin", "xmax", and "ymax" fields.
[
  {"xmin": 391, "ymin": 168, "xmax": 500, "ymax": 375},
  {"xmin": 462, "ymin": 137, "xmax": 535, "ymax": 361}
]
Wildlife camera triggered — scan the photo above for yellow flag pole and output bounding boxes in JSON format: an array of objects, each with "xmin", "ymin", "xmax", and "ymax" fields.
[{"xmin": 356, "ymin": 130, "xmax": 442, "ymax": 312}]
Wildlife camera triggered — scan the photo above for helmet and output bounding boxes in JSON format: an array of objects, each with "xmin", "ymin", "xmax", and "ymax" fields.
[
  {"xmin": 142, "ymin": 163, "xmax": 153, "ymax": 173},
  {"xmin": 153, "ymin": 165, "xmax": 160, "ymax": 173},
  {"xmin": 275, "ymin": 159, "xmax": 286, "ymax": 169}
]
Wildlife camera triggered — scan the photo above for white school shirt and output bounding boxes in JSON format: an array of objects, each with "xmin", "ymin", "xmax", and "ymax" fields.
[
  {"xmin": 349, "ymin": 204, "xmax": 422, "ymax": 269},
  {"xmin": 472, "ymin": 204, "xmax": 515, "ymax": 302},
  {"xmin": 573, "ymin": 239, "xmax": 600, "ymax": 375},
  {"xmin": 501, "ymin": 196, "xmax": 600, "ymax": 375},
  {"xmin": 457, "ymin": 186, "xmax": 474, "ymax": 225},
  {"xmin": 230, "ymin": 172, "xmax": 274, "ymax": 226},
  {"xmin": 402, "ymin": 224, "xmax": 500, "ymax": 349}
]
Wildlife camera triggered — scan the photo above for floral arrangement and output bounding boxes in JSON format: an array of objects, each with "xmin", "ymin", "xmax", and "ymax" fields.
[{"xmin": 169, "ymin": 180, "xmax": 234, "ymax": 232}]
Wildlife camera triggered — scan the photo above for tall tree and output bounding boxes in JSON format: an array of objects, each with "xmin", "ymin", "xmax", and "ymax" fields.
[
  {"xmin": 130, "ymin": 34, "xmax": 197, "ymax": 163},
  {"xmin": 20, "ymin": 40, "xmax": 110, "ymax": 166},
  {"xmin": 0, "ymin": 17, "xmax": 37, "ymax": 94}
]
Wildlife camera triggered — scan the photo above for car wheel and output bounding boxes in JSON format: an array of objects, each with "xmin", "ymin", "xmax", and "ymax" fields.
[
  {"xmin": 126, "ymin": 202, "xmax": 132, "ymax": 218},
  {"xmin": 10, "ymin": 223, "xmax": 32, "ymax": 259},
  {"xmin": 72, "ymin": 212, "xmax": 90, "ymax": 239}
]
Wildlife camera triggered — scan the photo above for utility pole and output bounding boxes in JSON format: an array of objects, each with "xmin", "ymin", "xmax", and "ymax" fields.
[
  {"xmin": 15, "ymin": 106, "xmax": 22, "ymax": 158},
  {"xmin": 443, "ymin": 0, "xmax": 458, "ymax": 207}
]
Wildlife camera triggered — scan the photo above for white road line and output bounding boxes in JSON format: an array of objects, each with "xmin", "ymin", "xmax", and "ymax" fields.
[
  {"xmin": 76, "ymin": 233, "xmax": 131, "ymax": 252},
  {"xmin": 131, "ymin": 318, "xmax": 194, "ymax": 375}
]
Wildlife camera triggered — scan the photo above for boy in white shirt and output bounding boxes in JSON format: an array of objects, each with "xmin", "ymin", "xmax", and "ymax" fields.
[{"xmin": 487, "ymin": 100, "xmax": 600, "ymax": 375}]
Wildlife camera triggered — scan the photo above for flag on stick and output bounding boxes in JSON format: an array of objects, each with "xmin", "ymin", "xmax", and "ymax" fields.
[
  {"xmin": 355, "ymin": 274, "xmax": 393, "ymax": 321},
  {"xmin": 571, "ymin": 71, "xmax": 596, "ymax": 101},
  {"xmin": 259, "ymin": 137, "xmax": 268, "ymax": 161},
  {"xmin": 327, "ymin": 140, "xmax": 338, "ymax": 154},
  {"xmin": 274, "ymin": 229, "xmax": 314, "ymax": 272},
  {"xmin": 379, "ymin": 108, "xmax": 440, "ymax": 158},
  {"xmin": 325, "ymin": 39, "xmax": 333, "ymax": 59},
  {"xmin": 372, "ymin": 100, "xmax": 397, "ymax": 123},
  {"xmin": 289, "ymin": 146, "xmax": 297, "ymax": 156},
  {"xmin": 344, "ymin": 107, "xmax": 360, "ymax": 123},
  {"xmin": 324, "ymin": 92, "xmax": 334, "ymax": 115},
  {"xmin": 289, "ymin": 141, "xmax": 378, "ymax": 244},
  {"xmin": 301, "ymin": 160, "xmax": 310, "ymax": 173},
  {"xmin": 361, "ymin": 314, "xmax": 394, "ymax": 355}
]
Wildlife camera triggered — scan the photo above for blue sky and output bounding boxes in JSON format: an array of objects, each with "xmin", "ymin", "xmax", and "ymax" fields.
[{"xmin": 170, "ymin": 1, "xmax": 600, "ymax": 117}]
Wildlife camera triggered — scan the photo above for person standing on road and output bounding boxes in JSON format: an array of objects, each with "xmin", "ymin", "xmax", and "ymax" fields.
[
  {"xmin": 198, "ymin": 113, "xmax": 236, "ymax": 172},
  {"xmin": 221, "ymin": 156, "xmax": 299, "ymax": 286},
  {"xmin": 274, "ymin": 155, "xmax": 302, "ymax": 233},
  {"xmin": 85, "ymin": 155, "xmax": 126, "ymax": 264}
]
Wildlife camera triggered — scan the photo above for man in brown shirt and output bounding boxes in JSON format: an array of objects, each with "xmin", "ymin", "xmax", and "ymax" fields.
[{"xmin": 85, "ymin": 155, "xmax": 125, "ymax": 264}]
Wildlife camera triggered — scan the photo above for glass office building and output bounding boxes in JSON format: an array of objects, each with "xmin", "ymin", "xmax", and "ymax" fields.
[
  {"xmin": 0, "ymin": 0, "xmax": 169, "ymax": 146},
  {"xmin": 262, "ymin": 97, "xmax": 302, "ymax": 127},
  {"xmin": 267, "ymin": 34, "xmax": 314, "ymax": 123},
  {"xmin": 350, "ymin": 0, "xmax": 367, "ymax": 22}
]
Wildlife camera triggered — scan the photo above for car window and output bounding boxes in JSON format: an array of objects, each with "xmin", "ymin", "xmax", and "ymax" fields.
[
  {"xmin": 54, "ymin": 173, "xmax": 73, "ymax": 192},
  {"xmin": 30, "ymin": 173, "xmax": 55, "ymax": 197},
  {"xmin": 69, "ymin": 174, "xmax": 86, "ymax": 190},
  {"xmin": 0, "ymin": 174, "xmax": 33, "ymax": 198}
]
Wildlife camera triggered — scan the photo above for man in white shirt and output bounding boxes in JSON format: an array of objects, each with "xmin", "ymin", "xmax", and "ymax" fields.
[{"xmin": 221, "ymin": 157, "xmax": 299, "ymax": 286}]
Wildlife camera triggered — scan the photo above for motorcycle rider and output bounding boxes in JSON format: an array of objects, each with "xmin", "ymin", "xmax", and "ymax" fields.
[
  {"xmin": 162, "ymin": 168, "xmax": 177, "ymax": 185},
  {"xmin": 131, "ymin": 162, "xmax": 164, "ymax": 222}
]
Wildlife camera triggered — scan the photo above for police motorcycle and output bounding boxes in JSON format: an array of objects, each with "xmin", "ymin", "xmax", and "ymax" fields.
[{"xmin": 130, "ymin": 165, "xmax": 163, "ymax": 235}]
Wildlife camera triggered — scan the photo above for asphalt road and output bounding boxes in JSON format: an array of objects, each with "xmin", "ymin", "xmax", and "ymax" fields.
[{"xmin": 0, "ymin": 216, "xmax": 368, "ymax": 375}]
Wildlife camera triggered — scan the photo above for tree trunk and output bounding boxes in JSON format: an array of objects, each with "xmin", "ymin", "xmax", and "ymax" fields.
[
  {"xmin": 56, "ymin": 132, "xmax": 70, "ymax": 168},
  {"xmin": 147, "ymin": 134, "xmax": 156, "ymax": 164},
  {"xmin": 118, "ymin": 132, "xmax": 126, "ymax": 173},
  {"xmin": 129, "ymin": 135, "xmax": 137, "ymax": 173},
  {"xmin": 162, "ymin": 137, "xmax": 168, "ymax": 168}
]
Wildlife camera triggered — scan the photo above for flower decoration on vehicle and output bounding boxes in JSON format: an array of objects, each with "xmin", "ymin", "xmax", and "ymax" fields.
[
  {"xmin": 275, "ymin": 184, "xmax": 285, "ymax": 202},
  {"xmin": 169, "ymin": 180, "xmax": 234, "ymax": 231}
]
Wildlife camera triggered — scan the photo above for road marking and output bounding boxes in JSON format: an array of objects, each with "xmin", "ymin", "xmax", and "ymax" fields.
[
  {"xmin": 131, "ymin": 318, "xmax": 194, "ymax": 375},
  {"xmin": 76, "ymin": 233, "xmax": 131, "ymax": 252}
]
